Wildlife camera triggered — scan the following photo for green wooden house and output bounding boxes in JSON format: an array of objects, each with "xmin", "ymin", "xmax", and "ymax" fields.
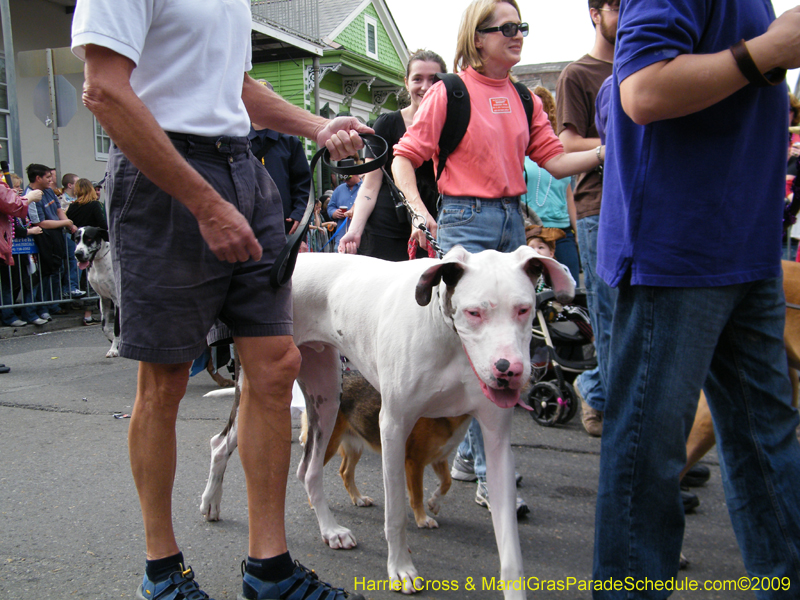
[{"xmin": 250, "ymin": 0, "xmax": 409, "ymax": 143}]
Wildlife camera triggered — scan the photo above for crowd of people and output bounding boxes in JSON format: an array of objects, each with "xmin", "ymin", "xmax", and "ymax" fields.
[
  {"xmin": 1, "ymin": 163, "xmax": 106, "ymax": 342},
  {"xmin": 3, "ymin": 0, "xmax": 797, "ymax": 597}
]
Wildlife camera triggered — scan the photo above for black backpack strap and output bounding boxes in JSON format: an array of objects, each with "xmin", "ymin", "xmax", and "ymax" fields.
[
  {"xmin": 435, "ymin": 73, "xmax": 471, "ymax": 181},
  {"xmin": 513, "ymin": 80, "xmax": 534, "ymax": 130}
]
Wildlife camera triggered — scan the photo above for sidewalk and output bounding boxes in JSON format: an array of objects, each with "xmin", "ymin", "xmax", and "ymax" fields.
[{"xmin": 0, "ymin": 302, "xmax": 95, "ymax": 340}]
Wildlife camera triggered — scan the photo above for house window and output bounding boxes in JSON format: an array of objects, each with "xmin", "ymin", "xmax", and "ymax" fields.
[
  {"xmin": 94, "ymin": 116, "xmax": 111, "ymax": 161},
  {"xmin": 365, "ymin": 16, "xmax": 378, "ymax": 60}
]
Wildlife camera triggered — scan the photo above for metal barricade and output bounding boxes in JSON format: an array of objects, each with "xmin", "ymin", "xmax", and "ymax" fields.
[{"xmin": 0, "ymin": 231, "xmax": 99, "ymax": 322}]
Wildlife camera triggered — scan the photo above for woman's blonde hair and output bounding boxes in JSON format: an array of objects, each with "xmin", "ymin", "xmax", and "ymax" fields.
[
  {"xmin": 454, "ymin": 0, "xmax": 522, "ymax": 74},
  {"xmin": 74, "ymin": 178, "xmax": 97, "ymax": 204},
  {"xmin": 533, "ymin": 86, "xmax": 556, "ymax": 131}
]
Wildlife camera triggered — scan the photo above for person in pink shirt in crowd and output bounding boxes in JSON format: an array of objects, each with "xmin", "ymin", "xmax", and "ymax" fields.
[{"xmin": 392, "ymin": 0, "xmax": 606, "ymax": 517}]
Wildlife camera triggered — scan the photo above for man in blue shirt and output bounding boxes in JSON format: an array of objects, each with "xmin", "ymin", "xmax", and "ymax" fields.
[
  {"xmin": 327, "ymin": 174, "xmax": 361, "ymax": 250},
  {"xmin": 25, "ymin": 164, "xmax": 75, "ymax": 318},
  {"xmin": 593, "ymin": 1, "xmax": 800, "ymax": 596},
  {"xmin": 250, "ymin": 128, "xmax": 311, "ymax": 235}
]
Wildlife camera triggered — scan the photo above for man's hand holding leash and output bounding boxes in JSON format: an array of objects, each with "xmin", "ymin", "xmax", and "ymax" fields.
[{"xmin": 316, "ymin": 117, "xmax": 372, "ymax": 161}]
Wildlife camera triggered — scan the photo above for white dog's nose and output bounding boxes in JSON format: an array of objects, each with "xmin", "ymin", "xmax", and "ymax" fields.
[{"xmin": 493, "ymin": 358, "xmax": 524, "ymax": 386}]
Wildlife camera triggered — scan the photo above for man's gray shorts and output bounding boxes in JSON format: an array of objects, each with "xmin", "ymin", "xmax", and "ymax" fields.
[{"xmin": 105, "ymin": 133, "xmax": 292, "ymax": 364}]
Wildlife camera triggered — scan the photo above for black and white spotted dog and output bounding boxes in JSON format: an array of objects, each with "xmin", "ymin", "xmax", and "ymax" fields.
[{"xmin": 73, "ymin": 226, "xmax": 120, "ymax": 358}]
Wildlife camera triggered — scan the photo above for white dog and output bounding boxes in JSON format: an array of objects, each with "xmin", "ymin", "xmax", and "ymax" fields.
[
  {"xmin": 201, "ymin": 246, "xmax": 574, "ymax": 599},
  {"xmin": 73, "ymin": 226, "xmax": 119, "ymax": 358}
]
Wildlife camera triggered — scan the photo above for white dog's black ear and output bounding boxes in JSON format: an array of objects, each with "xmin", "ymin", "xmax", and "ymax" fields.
[
  {"xmin": 515, "ymin": 246, "xmax": 576, "ymax": 304},
  {"xmin": 415, "ymin": 246, "xmax": 470, "ymax": 306},
  {"xmin": 98, "ymin": 228, "xmax": 109, "ymax": 242}
]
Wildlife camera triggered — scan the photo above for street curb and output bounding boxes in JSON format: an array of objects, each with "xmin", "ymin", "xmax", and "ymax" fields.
[{"xmin": 0, "ymin": 313, "xmax": 89, "ymax": 340}]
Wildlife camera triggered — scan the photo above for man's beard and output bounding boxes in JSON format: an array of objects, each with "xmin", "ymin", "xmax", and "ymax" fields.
[{"xmin": 600, "ymin": 17, "xmax": 616, "ymax": 46}]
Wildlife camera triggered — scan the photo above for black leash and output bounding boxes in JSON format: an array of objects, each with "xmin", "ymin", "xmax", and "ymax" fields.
[
  {"xmin": 269, "ymin": 134, "xmax": 388, "ymax": 288},
  {"xmin": 360, "ymin": 136, "xmax": 443, "ymax": 259},
  {"xmin": 269, "ymin": 133, "xmax": 443, "ymax": 287}
]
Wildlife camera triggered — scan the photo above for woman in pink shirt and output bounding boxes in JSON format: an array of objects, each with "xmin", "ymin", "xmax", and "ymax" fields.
[
  {"xmin": 393, "ymin": 0, "xmax": 604, "ymax": 254},
  {"xmin": 392, "ymin": 0, "xmax": 606, "ymax": 517}
]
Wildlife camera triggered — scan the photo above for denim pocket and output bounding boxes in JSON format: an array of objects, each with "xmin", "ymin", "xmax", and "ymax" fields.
[{"xmin": 438, "ymin": 202, "xmax": 476, "ymax": 230}]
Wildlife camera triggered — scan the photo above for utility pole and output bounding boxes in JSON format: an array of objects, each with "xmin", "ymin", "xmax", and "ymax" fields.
[{"xmin": 45, "ymin": 48, "xmax": 61, "ymax": 177}]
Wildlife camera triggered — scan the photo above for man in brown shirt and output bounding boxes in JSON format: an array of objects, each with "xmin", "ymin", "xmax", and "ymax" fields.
[{"xmin": 555, "ymin": 1, "xmax": 618, "ymax": 437}]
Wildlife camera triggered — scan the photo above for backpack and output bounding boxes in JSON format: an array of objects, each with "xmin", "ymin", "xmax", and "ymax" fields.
[{"xmin": 434, "ymin": 72, "xmax": 534, "ymax": 181}]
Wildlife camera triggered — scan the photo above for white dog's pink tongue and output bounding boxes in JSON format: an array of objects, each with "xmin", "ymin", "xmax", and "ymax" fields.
[
  {"xmin": 478, "ymin": 379, "xmax": 522, "ymax": 408},
  {"xmin": 78, "ymin": 261, "xmax": 90, "ymax": 270}
]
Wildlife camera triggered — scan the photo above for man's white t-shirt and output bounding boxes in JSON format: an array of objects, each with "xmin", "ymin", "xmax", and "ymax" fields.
[{"xmin": 72, "ymin": 0, "xmax": 253, "ymax": 137}]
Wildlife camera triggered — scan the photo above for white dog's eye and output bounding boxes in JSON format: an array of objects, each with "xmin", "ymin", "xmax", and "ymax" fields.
[
  {"xmin": 466, "ymin": 310, "xmax": 480, "ymax": 318},
  {"xmin": 518, "ymin": 307, "xmax": 530, "ymax": 316}
]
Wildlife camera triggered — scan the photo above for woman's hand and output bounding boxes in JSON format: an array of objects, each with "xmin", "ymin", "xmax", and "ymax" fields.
[
  {"xmin": 412, "ymin": 212, "xmax": 438, "ymax": 251},
  {"xmin": 338, "ymin": 229, "xmax": 361, "ymax": 254},
  {"xmin": 28, "ymin": 226, "xmax": 43, "ymax": 235}
]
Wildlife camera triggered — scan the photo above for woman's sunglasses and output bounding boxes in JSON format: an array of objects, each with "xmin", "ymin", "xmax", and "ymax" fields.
[{"xmin": 478, "ymin": 22, "xmax": 529, "ymax": 38}]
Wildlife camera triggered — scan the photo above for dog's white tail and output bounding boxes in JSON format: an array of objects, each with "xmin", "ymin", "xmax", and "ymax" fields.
[
  {"xmin": 204, "ymin": 382, "xmax": 306, "ymax": 419},
  {"xmin": 203, "ymin": 388, "xmax": 236, "ymax": 398}
]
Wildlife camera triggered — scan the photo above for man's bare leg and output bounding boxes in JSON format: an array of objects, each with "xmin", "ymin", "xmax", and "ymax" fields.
[
  {"xmin": 128, "ymin": 361, "xmax": 192, "ymax": 560},
  {"xmin": 234, "ymin": 335, "xmax": 301, "ymax": 559}
]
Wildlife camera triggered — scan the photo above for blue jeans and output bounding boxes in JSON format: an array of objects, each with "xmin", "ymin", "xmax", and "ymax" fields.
[
  {"xmin": 593, "ymin": 277, "xmax": 800, "ymax": 598},
  {"xmin": 575, "ymin": 215, "xmax": 617, "ymax": 412},
  {"xmin": 437, "ymin": 195, "xmax": 526, "ymax": 481},
  {"xmin": 554, "ymin": 228, "xmax": 580, "ymax": 283}
]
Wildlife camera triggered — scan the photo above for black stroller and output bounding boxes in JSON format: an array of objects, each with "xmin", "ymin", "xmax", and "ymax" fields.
[{"xmin": 527, "ymin": 287, "xmax": 596, "ymax": 426}]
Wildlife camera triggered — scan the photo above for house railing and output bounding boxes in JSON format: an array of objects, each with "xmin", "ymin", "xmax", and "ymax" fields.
[{"xmin": 251, "ymin": 0, "xmax": 320, "ymax": 43}]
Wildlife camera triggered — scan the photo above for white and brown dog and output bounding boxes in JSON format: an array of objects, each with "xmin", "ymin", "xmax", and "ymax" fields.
[
  {"xmin": 73, "ymin": 226, "xmax": 119, "ymax": 358},
  {"xmin": 202, "ymin": 246, "xmax": 574, "ymax": 598}
]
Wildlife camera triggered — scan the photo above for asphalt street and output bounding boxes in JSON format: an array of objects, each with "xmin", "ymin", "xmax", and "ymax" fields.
[{"xmin": 0, "ymin": 323, "xmax": 770, "ymax": 599}]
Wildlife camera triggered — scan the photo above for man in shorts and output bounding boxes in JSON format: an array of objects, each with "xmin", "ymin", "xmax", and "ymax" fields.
[{"xmin": 71, "ymin": 2, "xmax": 370, "ymax": 599}]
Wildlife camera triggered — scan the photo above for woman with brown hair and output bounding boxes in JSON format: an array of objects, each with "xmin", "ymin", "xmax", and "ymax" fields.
[
  {"xmin": 66, "ymin": 178, "xmax": 107, "ymax": 324},
  {"xmin": 339, "ymin": 49, "xmax": 447, "ymax": 260}
]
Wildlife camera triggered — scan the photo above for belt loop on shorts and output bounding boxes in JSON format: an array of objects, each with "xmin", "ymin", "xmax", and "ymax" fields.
[{"xmin": 475, "ymin": 198, "xmax": 481, "ymax": 213}]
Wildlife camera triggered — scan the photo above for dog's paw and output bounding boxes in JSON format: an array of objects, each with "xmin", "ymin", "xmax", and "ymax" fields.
[
  {"xmin": 388, "ymin": 566, "xmax": 421, "ymax": 595},
  {"xmin": 200, "ymin": 491, "xmax": 222, "ymax": 522},
  {"xmin": 353, "ymin": 495, "xmax": 374, "ymax": 507},
  {"xmin": 427, "ymin": 495, "xmax": 442, "ymax": 515},
  {"xmin": 415, "ymin": 515, "xmax": 439, "ymax": 529},
  {"xmin": 321, "ymin": 526, "xmax": 357, "ymax": 550},
  {"xmin": 200, "ymin": 499, "xmax": 221, "ymax": 522},
  {"xmin": 105, "ymin": 348, "xmax": 120, "ymax": 358}
]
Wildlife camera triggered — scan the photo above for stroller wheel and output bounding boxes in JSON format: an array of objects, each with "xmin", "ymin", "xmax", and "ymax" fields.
[
  {"xmin": 528, "ymin": 381, "xmax": 566, "ymax": 427},
  {"xmin": 556, "ymin": 381, "xmax": 579, "ymax": 425}
]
